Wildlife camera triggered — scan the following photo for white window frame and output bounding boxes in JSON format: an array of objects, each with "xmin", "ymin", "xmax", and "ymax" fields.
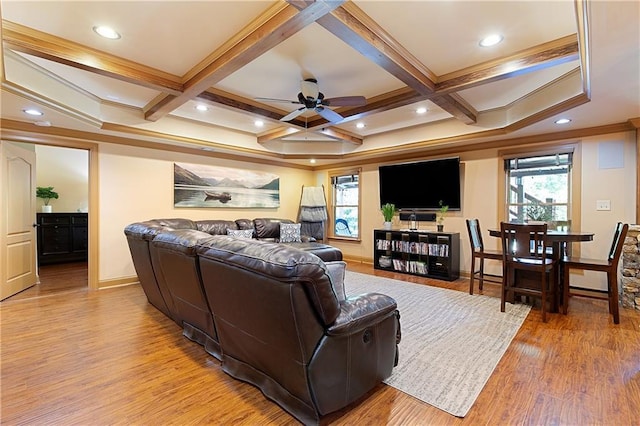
[{"xmin": 329, "ymin": 168, "xmax": 361, "ymax": 240}]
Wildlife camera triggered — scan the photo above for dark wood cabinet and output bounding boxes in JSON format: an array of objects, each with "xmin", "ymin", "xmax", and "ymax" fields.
[
  {"xmin": 37, "ymin": 213, "xmax": 88, "ymax": 265},
  {"xmin": 373, "ymin": 229, "xmax": 460, "ymax": 281}
]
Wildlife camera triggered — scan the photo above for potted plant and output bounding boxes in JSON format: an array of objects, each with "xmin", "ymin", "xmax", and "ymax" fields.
[
  {"xmin": 381, "ymin": 203, "xmax": 396, "ymax": 230},
  {"xmin": 36, "ymin": 186, "xmax": 59, "ymax": 213},
  {"xmin": 437, "ymin": 200, "xmax": 448, "ymax": 232}
]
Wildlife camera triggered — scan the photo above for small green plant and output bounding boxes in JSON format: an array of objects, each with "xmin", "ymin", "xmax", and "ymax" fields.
[
  {"xmin": 381, "ymin": 203, "xmax": 396, "ymax": 222},
  {"xmin": 437, "ymin": 200, "xmax": 449, "ymax": 225},
  {"xmin": 36, "ymin": 186, "xmax": 59, "ymax": 205}
]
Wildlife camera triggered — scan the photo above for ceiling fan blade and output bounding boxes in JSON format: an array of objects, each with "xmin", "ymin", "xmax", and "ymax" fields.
[
  {"xmin": 322, "ymin": 96, "xmax": 366, "ymax": 107},
  {"xmin": 255, "ymin": 97, "xmax": 302, "ymax": 105},
  {"xmin": 280, "ymin": 107, "xmax": 307, "ymax": 122},
  {"xmin": 315, "ymin": 106, "xmax": 344, "ymax": 123}
]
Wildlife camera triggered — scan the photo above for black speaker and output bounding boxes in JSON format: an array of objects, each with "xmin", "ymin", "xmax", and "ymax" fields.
[{"xmin": 399, "ymin": 212, "xmax": 436, "ymax": 222}]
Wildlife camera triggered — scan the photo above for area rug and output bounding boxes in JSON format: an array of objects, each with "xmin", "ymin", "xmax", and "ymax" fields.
[{"xmin": 345, "ymin": 271, "xmax": 531, "ymax": 417}]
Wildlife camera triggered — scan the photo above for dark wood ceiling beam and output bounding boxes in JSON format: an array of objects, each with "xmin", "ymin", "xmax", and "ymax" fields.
[
  {"xmin": 430, "ymin": 94, "xmax": 478, "ymax": 125},
  {"xmin": 436, "ymin": 35, "xmax": 580, "ymax": 93},
  {"xmin": 257, "ymin": 127, "xmax": 302, "ymax": 144},
  {"xmin": 144, "ymin": 0, "xmax": 345, "ymax": 122},
  {"xmin": 310, "ymin": 2, "xmax": 476, "ymax": 124},
  {"xmin": 312, "ymin": 3, "xmax": 437, "ymax": 93},
  {"xmin": 1, "ymin": 20, "xmax": 183, "ymax": 95},
  {"xmin": 317, "ymin": 127, "xmax": 362, "ymax": 145},
  {"xmin": 198, "ymin": 88, "xmax": 290, "ymax": 123}
]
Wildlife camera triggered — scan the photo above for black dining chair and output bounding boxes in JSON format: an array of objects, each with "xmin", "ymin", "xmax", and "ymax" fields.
[
  {"xmin": 466, "ymin": 218, "xmax": 502, "ymax": 295},
  {"xmin": 500, "ymin": 222, "xmax": 558, "ymax": 322},
  {"xmin": 562, "ymin": 222, "xmax": 628, "ymax": 324}
]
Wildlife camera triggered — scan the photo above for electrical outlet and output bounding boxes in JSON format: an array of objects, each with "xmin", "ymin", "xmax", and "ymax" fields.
[{"xmin": 596, "ymin": 200, "xmax": 611, "ymax": 211}]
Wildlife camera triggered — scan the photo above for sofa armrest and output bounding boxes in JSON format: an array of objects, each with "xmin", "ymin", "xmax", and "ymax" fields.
[
  {"xmin": 326, "ymin": 293, "xmax": 398, "ymax": 336},
  {"xmin": 300, "ymin": 235, "xmax": 316, "ymax": 242}
]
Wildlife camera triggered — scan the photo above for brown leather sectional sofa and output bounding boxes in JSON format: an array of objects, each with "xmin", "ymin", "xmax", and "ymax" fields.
[{"xmin": 124, "ymin": 217, "xmax": 401, "ymax": 424}]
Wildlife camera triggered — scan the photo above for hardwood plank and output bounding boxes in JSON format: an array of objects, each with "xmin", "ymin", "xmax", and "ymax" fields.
[{"xmin": 1, "ymin": 261, "xmax": 639, "ymax": 425}]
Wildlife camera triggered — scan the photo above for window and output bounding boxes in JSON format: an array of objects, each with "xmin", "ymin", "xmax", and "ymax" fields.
[
  {"xmin": 505, "ymin": 152, "xmax": 572, "ymax": 229},
  {"xmin": 330, "ymin": 170, "xmax": 360, "ymax": 239}
]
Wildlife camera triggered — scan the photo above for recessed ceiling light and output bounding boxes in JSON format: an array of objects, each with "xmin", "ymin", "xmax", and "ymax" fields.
[
  {"xmin": 195, "ymin": 104, "xmax": 209, "ymax": 112},
  {"xmin": 479, "ymin": 34, "xmax": 503, "ymax": 47},
  {"xmin": 23, "ymin": 108, "xmax": 43, "ymax": 116},
  {"xmin": 356, "ymin": 122, "xmax": 365, "ymax": 129},
  {"xmin": 310, "ymin": 159, "xmax": 316, "ymax": 164},
  {"xmin": 416, "ymin": 107, "xmax": 428, "ymax": 114},
  {"xmin": 254, "ymin": 120, "xmax": 264, "ymax": 127},
  {"xmin": 93, "ymin": 25, "xmax": 121, "ymax": 40},
  {"xmin": 555, "ymin": 118, "xmax": 571, "ymax": 124}
]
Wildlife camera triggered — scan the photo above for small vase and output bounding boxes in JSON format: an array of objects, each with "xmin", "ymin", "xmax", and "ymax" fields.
[
  {"xmin": 437, "ymin": 224, "xmax": 444, "ymax": 232},
  {"xmin": 383, "ymin": 221, "xmax": 392, "ymax": 230},
  {"xmin": 42, "ymin": 205, "xmax": 52, "ymax": 213}
]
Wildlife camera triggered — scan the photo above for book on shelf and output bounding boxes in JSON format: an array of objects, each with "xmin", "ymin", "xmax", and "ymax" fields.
[{"xmin": 391, "ymin": 259, "xmax": 428, "ymax": 275}]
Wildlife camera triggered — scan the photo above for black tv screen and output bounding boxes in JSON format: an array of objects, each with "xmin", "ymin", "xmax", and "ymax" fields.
[{"xmin": 379, "ymin": 157, "xmax": 461, "ymax": 211}]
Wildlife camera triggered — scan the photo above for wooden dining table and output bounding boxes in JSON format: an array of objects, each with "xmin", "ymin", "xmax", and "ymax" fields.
[{"xmin": 488, "ymin": 228, "xmax": 595, "ymax": 312}]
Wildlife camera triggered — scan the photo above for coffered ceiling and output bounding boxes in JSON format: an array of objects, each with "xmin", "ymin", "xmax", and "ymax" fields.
[{"xmin": 1, "ymin": 1, "xmax": 638, "ymax": 166}]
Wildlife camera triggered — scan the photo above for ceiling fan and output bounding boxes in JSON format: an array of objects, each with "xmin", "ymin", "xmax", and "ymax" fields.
[{"xmin": 256, "ymin": 78, "xmax": 366, "ymax": 123}]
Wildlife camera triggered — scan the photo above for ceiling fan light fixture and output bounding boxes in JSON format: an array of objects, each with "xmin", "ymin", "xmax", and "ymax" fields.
[
  {"xmin": 300, "ymin": 78, "xmax": 319, "ymax": 100},
  {"xmin": 479, "ymin": 34, "xmax": 503, "ymax": 47}
]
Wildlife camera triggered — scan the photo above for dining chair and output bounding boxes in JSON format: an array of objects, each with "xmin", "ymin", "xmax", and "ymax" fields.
[
  {"xmin": 466, "ymin": 218, "xmax": 502, "ymax": 295},
  {"xmin": 562, "ymin": 222, "xmax": 628, "ymax": 324},
  {"xmin": 500, "ymin": 222, "xmax": 558, "ymax": 322}
]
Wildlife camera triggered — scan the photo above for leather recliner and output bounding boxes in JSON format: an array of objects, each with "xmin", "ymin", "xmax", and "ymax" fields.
[
  {"xmin": 124, "ymin": 218, "xmax": 199, "ymax": 322},
  {"xmin": 150, "ymin": 229, "xmax": 221, "ymax": 359},
  {"xmin": 196, "ymin": 235, "xmax": 400, "ymax": 425}
]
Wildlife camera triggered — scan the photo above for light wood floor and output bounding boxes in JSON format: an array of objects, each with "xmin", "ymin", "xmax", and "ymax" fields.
[{"xmin": 1, "ymin": 262, "xmax": 639, "ymax": 425}]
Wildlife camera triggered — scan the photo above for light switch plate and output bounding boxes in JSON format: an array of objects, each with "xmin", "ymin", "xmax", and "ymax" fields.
[{"xmin": 596, "ymin": 200, "xmax": 611, "ymax": 211}]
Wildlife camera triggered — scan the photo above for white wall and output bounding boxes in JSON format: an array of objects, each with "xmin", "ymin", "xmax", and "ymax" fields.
[
  {"xmin": 570, "ymin": 132, "xmax": 637, "ymax": 290},
  {"xmin": 35, "ymin": 145, "xmax": 89, "ymax": 213},
  {"xmin": 98, "ymin": 143, "xmax": 316, "ymax": 281}
]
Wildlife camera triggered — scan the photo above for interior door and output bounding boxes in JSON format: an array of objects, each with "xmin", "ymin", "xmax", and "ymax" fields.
[{"xmin": 0, "ymin": 141, "xmax": 38, "ymax": 300}]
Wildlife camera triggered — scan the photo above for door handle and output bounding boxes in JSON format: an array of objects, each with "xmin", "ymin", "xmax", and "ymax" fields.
[{"xmin": 33, "ymin": 223, "xmax": 40, "ymax": 227}]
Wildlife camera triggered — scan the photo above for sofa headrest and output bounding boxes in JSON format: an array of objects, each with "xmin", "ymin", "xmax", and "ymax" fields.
[
  {"xmin": 152, "ymin": 218, "xmax": 197, "ymax": 229},
  {"xmin": 196, "ymin": 220, "xmax": 239, "ymax": 235},
  {"xmin": 151, "ymin": 229, "xmax": 215, "ymax": 256},
  {"xmin": 253, "ymin": 218, "xmax": 294, "ymax": 239},
  {"xmin": 124, "ymin": 221, "xmax": 170, "ymax": 241},
  {"xmin": 197, "ymin": 235, "xmax": 340, "ymax": 325},
  {"xmin": 234, "ymin": 218, "xmax": 252, "ymax": 232},
  {"xmin": 124, "ymin": 218, "xmax": 197, "ymax": 241}
]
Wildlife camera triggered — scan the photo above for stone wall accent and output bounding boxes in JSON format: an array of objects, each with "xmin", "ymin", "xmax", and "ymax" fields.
[{"xmin": 621, "ymin": 224, "xmax": 640, "ymax": 311}]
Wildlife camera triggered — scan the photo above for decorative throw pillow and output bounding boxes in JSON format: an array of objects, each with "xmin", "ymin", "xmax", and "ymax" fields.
[
  {"xmin": 279, "ymin": 222, "xmax": 302, "ymax": 243},
  {"xmin": 227, "ymin": 228, "xmax": 254, "ymax": 239}
]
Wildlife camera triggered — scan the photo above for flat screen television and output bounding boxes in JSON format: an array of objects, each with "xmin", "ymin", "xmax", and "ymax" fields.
[{"xmin": 378, "ymin": 157, "xmax": 461, "ymax": 211}]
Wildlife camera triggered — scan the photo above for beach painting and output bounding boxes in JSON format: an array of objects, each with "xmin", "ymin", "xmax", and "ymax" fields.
[{"xmin": 174, "ymin": 163, "xmax": 280, "ymax": 208}]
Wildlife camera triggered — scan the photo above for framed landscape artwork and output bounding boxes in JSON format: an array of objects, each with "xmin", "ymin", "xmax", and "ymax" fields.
[{"xmin": 174, "ymin": 162, "xmax": 280, "ymax": 208}]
